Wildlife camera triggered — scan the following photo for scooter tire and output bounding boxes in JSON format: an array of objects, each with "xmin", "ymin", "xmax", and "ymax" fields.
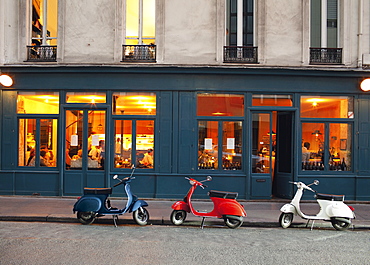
[
  {"xmin": 279, "ymin": 213, "xmax": 293, "ymax": 229},
  {"xmin": 224, "ymin": 215, "xmax": 243, "ymax": 229},
  {"xmin": 331, "ymin": 218, "xmax": 351, "ymax": 231},
  {"xmin": 170, "ymin": 210, "xmax": 187, "ymax": 226},
  {"xmin": 133, "ymin": 207, "xmax": 149, "ymax": 226},
  {"xmin": 77, "ymin": 211, "xmax": 96, "ymax": 225}
]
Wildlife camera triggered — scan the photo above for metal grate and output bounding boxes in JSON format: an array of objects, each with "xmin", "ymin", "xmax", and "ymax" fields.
[
  {"xmin": 122, "ymin": 45, "xmax": 156, "ymax": 63},
  {"xmin": 310, "ymin": 48, "xmax": 342, "ymax": 64},
  {"xmin": 26, "ymin": 45, "xmax": 57, "ymax": 62},
  {"xmin": 224, "ymin": 46, "xmax": 258, "ymax": 63}
]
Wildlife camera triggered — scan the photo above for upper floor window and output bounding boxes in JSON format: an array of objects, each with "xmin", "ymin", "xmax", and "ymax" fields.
[
  {"xmin": 28, "ymin": 0, "xmax": 58, "ymax": 62},
  {"xmin": 31, "ymin": 0, "xmax": 58, "ymax": 46},
  {"xmin": 123, "ymin": 0, "xmax": 156, "ymax": 62},
  {"xmin": 224, "ymin": 0, "xmax": 257, "ymax": 63},
  {"xmin": 310, "ymin": 0, "xmax": 341, "ymax": 64}
]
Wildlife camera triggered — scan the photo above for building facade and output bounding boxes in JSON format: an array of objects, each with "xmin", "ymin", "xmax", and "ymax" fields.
[{"xmin": 1, "ymin": 0, "xmax": 370, "ymax": 200}]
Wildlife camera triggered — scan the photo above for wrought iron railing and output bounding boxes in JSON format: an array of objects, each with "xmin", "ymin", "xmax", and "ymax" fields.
[
  {"xmin": 224, "ymin": 46, "xmax": 258, "ymax": 63},
  {"xmin": 122, "ymin": 45, "xmax": 156, "ymax": 62},
  {"xmin": 310, "ymin": 48, "xmax": 342, "ymax": 64},
  {"xmin": 26, "ymin": 45, "xmax": 57, "ymax": 62}
]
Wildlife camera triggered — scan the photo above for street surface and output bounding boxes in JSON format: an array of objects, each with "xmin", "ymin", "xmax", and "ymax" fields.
[{"xmin": 0, "ymin": 221, "xmax": 369, "ymax": 265}]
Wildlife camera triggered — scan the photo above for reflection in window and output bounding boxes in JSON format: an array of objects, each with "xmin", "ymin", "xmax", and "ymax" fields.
[
  {"xmin": 113, "ymin": 92, "xmax": 156, "ymax": 115},
  {"xmin": 17, "ymin": 92, "xmax": 59, "ymax": 114},
  {"xmin": 300, "ymin": 96, "xmax": 354, "ymax": 118},
  {"xmin": 197, "ymin": 93, "xmax": 244, "ymax": 116},
  {"xmin": 19, "ymin": 118, "xmax": 57, "ymax": 168},
  {"xmin": 31, "ymin": 0, "xmax": 58, "ymax": 46},
  {"xmin": 114, "ymin": 120, "xmax": 154, "ymax": 169},
  {"xmin": 126, "ymin": 0, "xmax": 156, "ymax": 45},
  {"xmin": 252, "ymin": 94, "xmax": 293, "ymax": 107},
  {"xmin": 66, "ymin": 92, "xmax": 106, "ymax": 104}
]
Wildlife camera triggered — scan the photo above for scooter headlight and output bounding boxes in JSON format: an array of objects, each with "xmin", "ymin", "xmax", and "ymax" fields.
[{"xmin": 189, "ymin": 180, "xmax": 195, "ymax": 185}]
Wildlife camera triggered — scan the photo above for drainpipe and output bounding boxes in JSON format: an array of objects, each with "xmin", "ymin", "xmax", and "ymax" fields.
[{"xmin": 358, "ymin": 0, "xmax": 363, "ymax": 68}]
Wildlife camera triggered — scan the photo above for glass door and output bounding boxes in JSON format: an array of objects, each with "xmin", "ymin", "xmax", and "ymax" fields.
[{"xmin": 65, "ymin": 109, "xmax": 106, "ymax": 171}]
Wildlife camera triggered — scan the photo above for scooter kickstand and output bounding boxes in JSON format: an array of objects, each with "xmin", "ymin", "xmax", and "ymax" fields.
[
  {"xmin": 310, "ymin": 220, "xmax": 315, "ymax": 231},
  {"xmin": 200, "ymin": 217, "xmax": 206, "ymax": 229},
  {"xmin": 113, "ymin": 215, "xmax": 119, "ymax": 227}
]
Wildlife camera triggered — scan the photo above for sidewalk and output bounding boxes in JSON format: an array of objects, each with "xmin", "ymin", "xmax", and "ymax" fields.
[{"xmin": 0, "ymin": 196, "xmax": 369, "ymax": 230}]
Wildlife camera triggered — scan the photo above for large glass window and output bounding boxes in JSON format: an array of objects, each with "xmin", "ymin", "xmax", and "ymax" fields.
[
  {"xmin": 66, "ymin": 92, "xmax": 106, "ymax": 104},
  {"xmin": 197, "ymin": 93, "xmax": 244, "ymax": 116},
  {"xmin": 301, "ymin": 122, "xmax": 352, "ymax": 172},
  {"xmin": 19, "ymin": 118, "xmax": 58, "ymax": 168},
  {"xmin": 253, "ymin": 94, "xmax": 293, "ymax": 107},
  {"xmin": 114, "ymin": 120, "xmax": 154, "ymax": 169},
  {"xmin": 301, "ymin": 96, "xmax": 353, "ymax": 119},
  {"xmin": 31, "ymin": 0, "xmax": 58, "ymax": 46},
  {"xmin": 126, "ymin": 0, "xmax": 155, "ymax": 45}
]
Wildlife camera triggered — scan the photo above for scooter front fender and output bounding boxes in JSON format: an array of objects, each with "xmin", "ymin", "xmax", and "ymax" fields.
[
  {"xmin": 73, "ymin": 197, "xmax": 101, "ymax": 213},
  {"xmin": 326, "ymin": 202, "xmax": 355, "ymax": 219},
  {"xmin": 217, "ymin": 200, "xmax": 247, "ymax": 217},
  {"xmin": 171, "ymin": 201, "xmax": 191, "ymax": 213},
  {"xmin": 130, "ymin": 199, "xmax": 149, "ymax": 213},
  {"xmin": 280, "ymin": 203, "xmax": 297, "ymax": 214}
]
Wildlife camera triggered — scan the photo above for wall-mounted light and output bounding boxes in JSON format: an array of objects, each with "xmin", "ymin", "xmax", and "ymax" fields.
[
  {"xmin": 360, "ymin": 78, "xmax": 370, "ymax": 92},
  {"xmin": 0, "ymin": 73, "xmax": 13, "ymax": 87}
]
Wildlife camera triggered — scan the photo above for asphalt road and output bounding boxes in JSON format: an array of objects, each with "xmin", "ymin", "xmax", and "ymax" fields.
[{"xmin": 1, "ymin": 221, "xmax": 369, "ymax": 265}]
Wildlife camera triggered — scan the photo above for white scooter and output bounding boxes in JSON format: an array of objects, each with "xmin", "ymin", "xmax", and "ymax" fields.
[{"xmin": 279, "ymin": 180, "xmax": 355, "ymax": 231}]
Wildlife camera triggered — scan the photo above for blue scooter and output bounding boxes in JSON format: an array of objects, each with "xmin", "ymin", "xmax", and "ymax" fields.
[{"xmin": 73, "ymin": 166, "xmax": 149, "ymax": 227}]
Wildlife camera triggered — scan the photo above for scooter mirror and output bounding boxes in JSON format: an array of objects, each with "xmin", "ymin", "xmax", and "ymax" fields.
[
  {"xmin": 113, "ymin": 175, "xmax": 118, "ymax": 180},
  {"xmin": 206, "ymin": 176, "xmax": 212, "ymax": 181},
  {"xmin": 313, "ymin": 180, "xmax": 319, "ymax": 185}
]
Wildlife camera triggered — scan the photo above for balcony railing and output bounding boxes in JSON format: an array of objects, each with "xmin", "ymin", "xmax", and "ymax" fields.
[
  {"xmin": 224, "ymin": 46, "xmax": 258, "ymax": 63},
  {"xmin": 122, "ymin": 45, "xmax": 156, "ymax": 63},
  {"xmin": 26, "ymin": 45, "xmax": 57, "ymax": 62},
  {"xmin": 310, "ymin": 48, "xmax": 342, "ymax": 65}
]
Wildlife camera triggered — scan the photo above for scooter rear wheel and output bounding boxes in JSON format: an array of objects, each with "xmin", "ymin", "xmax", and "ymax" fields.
[
  {"xmin": 331, "ymin": 218, "xmax": 351, "ymax": 231},
  {"xmin": 279, "ymin": 213, "xmax": 293, "ymax": 229},
  {"xmin": 224, "ymin": 215, "xmax": 243, "ymax": 229},
  {"xmin": 77, "ymin": 211, "xmax": 96, "ymax": 225},
  {"xmin": 170, "ymin": 210, "xmax": 187, "ymax": 225},
  {"xmin": 133, "ymin": 207, "xmax": 149, "ymax": 226}
]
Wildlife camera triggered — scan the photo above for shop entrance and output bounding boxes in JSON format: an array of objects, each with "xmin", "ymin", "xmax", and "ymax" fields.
[
  {"xmin": 251, "ymin": 111, "xmax": 294, "ymax": 199},
  {"xmin": 64, "ymin": 108, "xmax": 107, "ymax": 195}
]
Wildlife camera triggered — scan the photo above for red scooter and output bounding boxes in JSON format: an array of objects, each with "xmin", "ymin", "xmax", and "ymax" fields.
[{"xmin": 170, "ymin": 176, "xmax": 247, "ymax": 229}]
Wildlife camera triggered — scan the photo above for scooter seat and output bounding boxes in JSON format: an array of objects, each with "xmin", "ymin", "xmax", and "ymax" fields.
[
  {"xmin": 83, "ymin": 187, "xmax": 113, "ymax": 195},
  {"xmin": 316, "ymin": 193, "xmax": 344, "ymax": 201},
  {"xmin": 208, "ymin": 190, "xmax": 238, "ymax": 199}
]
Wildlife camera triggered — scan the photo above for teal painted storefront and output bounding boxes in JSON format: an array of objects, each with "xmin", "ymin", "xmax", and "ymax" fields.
[{"xmin": 1, "ymin": 66, "xmax": 370, "ymax": 201}]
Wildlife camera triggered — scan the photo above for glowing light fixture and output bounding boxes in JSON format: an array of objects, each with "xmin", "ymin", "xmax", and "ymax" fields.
[
  {"xmin": 360, "ymin": 78, "xmax": 370, "ymax": 92},
  {"xmin": 0, "ymin": 73, "xmax": 13, "ymax": 87}
]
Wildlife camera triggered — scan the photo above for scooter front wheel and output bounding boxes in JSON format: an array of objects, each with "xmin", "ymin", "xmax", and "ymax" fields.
[
  {"xmin": 224, "ymin": 215, "xmax": 243, "ymax": 229},
  {"xmin": 77, "ymin": 211, "xmax": 96, "ymax": 225},
  {"xmin": 279, "ymin": 213, "xmax": 293, "ymax": 229},
  {"xmin": 170, "ymin": 210, "xmax": 187, "ymax": 225},
  {"xmin": 133, "ymin": 207, "xmax": 149, "ymax": 226},
  {"xmin": 331, "ymin": 218, "xmax": 351, "ymax": 231}
]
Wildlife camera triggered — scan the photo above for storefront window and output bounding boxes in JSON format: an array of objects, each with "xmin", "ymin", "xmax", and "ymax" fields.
[
  {"xmin": 253, "ymin": 94, "xmax": 293, "ymax": 107},
  {"xmin": 17, "ymin": 92, "xmax": 59, "ymax": 114},
  {"xmin": 66, "ymin": 92, "xmax": 106, "ymax": 104},
  {"xmin": 18, "ymin": 118, "xmax": 57, "ymax": 168},
  {"xmin": 198, "ymin": 121, "xmax": 218, "ymax": 169},
  {"xmin": 301, "ymin": 123, "xmax": 325, "ymax": 170},
  {"xmin": 301, "ymin": 123, "xmax": 352, "ymax": 171},
  {"xmin": 114, "ymin": 120, "xmax": 154, "ymax": 169},
  {"xmin": 300, "ymin": 96, "xmax": 354, "ymax": 118},
  {"xmin": 222, "ymin": 121, "xmax": 242, "ymax": 170},
  {"xmin": 197, "ymin": 93, "xmax": 244, "ymax": 116},
  {"xmin": 113, "ymin": 92, "xmax": 156, "ymax": 115}
]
